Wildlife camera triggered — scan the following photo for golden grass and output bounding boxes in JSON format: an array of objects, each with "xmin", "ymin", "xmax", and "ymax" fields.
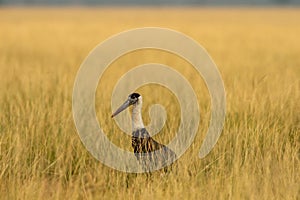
[{"xmin": 0, "ymin": 7, "xmax": 299, "ymax": 200}]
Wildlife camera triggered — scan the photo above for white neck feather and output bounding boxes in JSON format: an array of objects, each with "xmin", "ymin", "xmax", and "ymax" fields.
[{"xmin": 131, "ymin": 97, "xmax": 144, "ymax": 131}]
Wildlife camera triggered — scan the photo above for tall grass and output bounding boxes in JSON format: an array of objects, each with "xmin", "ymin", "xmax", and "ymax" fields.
[{"xmin": 0, "ymin": 7, "xmax": 299, "ymax": 199}]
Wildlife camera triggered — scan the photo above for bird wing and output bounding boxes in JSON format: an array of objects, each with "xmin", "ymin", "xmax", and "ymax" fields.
[{"xmin": 132, "ymin": 128, "xmax": 177, "ymax": 167}]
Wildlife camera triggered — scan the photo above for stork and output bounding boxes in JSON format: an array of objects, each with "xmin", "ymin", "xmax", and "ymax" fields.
[{"xmin": 111, "ymin": 93, "xmax": 177, "ymax": 171}]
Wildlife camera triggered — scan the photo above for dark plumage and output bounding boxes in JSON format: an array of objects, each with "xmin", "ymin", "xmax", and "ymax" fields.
[{"xmin": 132, "ymin": 128, "xmax": 176, "ymax": 163}]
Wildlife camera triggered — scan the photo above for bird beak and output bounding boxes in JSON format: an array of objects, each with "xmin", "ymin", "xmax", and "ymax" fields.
[{"xmin": 111, "ymin": 99, "xmax": 130, "ymax": 118}]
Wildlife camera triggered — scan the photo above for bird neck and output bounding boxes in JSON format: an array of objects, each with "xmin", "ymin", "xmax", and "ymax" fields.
[{"xmin": 131, "ymin": 102, "xmax": 144, "ymax": 132}]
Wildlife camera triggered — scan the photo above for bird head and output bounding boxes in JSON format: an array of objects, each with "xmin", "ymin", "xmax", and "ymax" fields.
[{"xmin": 111, "ymin": 93, "xmax": 142, "ymax": 118}]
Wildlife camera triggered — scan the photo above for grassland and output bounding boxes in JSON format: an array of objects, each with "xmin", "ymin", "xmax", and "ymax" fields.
[{"xmin": 0, "ymin": 7, "xmax": 299, "ymax": 200}]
